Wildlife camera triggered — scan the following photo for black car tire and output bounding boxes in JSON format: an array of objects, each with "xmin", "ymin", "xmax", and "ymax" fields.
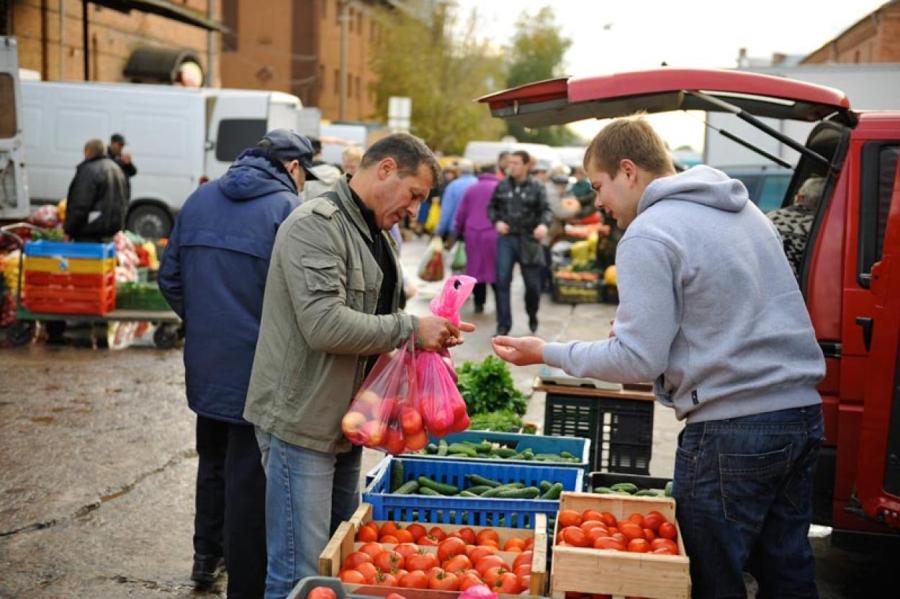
[{"xmin": 127, "ymin": 204, "xmax": 173, "ymax": 240}]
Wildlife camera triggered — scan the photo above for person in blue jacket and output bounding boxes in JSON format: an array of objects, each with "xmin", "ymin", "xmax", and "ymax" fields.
[{"xmin": 158, "ymin": 129, "xmax": 317, "ymax": 598}]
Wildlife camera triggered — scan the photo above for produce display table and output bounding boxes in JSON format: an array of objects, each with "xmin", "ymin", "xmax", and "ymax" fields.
[{"xmin": 533, "ymin": 377, "xmax": 655, "ymax": 475}]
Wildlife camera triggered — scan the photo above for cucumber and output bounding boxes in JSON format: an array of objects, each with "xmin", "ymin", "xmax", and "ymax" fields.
[
  {"xmin": 636, "ymin": 489, "xmax": 661, "ymax": 497},
  {"xmin": 665, "ymin": 481, "xmax": 673, "ymax": 497},
  {"xmin": 466, "ymin": 474, "xmax": 502, "ymax": 488},
  {"xmin": 459, "ymin": 490, "xmax": 480, "ymax": 497},
  {"xmin": 497, "ymin": 486, "xmax": 540, "ymax": 499},
  {"xmin": 539, "ymin": 480, "xmax": 552, "ymax": 494},
  {"xmin": 437, "ymin": 440, "xmax": 449, "ymax": 456},
  {"xmin": 493, "ymin": 447, "xmax": 517, "ymax": 458},
  {"xmin": 593, "ymin": 486, "xmax": 614, "ymax": 494},
  {"xmin": 418, "ymin": 476, "xmax": 459, "ymax": 496},
  {"xmin": 447, "ymin": 444, "xmax": 478, "ymax": 457},
  {"xmin": 394, "ymin": 480, "xmax": 419, "ymax": 495},
  {"xmin": 520, "ymin": 449, "xmax": 534, "ymax": 461},
  {"xmin": 540, "ymin": 482, "xmax": 563, "ymax": 499},
  {"xmin": 481, "ymin": 484, "xmax": 519, "ymax": 497},
  {"xmin": 610, "ymin": 482, "xmax": 639, "ymax": 495},
  {"xmin": 426, "ymin": 443, "xmax": 439, "ymax": 455},
  {"xmin": 534, "ymin": 453, "xmax": 566, "ymax": 462},
  {"xmin": 418, "ymin": 487, "xmax": 441, "ymax": 496},
  {"xmin": 472, "ymin": 442, "xmax": 493, "ymax": 454},
  {"xmin": 464, "ymin": 485, "xmax": 493, "ymax": 495},
  {"xmin": 390, "ymin": 462, "xmax": 404, "ymax": 492},
  {"xmin": 560, "ymin": 451, "xmax": 575, "ymax": 459}
]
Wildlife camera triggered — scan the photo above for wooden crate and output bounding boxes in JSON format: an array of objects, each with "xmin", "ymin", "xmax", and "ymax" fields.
[
  {"xmin": 549, "ymin": 492, "xmax": 690, "ymax": 599},
  {"xmin": 320, "ymin": 502, "xmax": 548, "ymax": 596}
]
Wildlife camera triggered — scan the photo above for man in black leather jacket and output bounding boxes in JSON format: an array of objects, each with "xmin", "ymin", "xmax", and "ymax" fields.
[
  {"xmin": 488, "ymin": 150, "xmax": 553, "ymax": 336},
  {"xmin": 64, "ymin": 139, "xmax": 128, "ymax": 242}
]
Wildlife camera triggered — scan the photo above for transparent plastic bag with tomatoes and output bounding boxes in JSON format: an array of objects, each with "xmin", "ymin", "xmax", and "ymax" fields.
[
  {"xmin": 416, "ymin": 275, "xmax": 476, "ymax": 437},
  {"xmin": 341, "ymin": 334, "xmax": 427, "ymax": 454}
]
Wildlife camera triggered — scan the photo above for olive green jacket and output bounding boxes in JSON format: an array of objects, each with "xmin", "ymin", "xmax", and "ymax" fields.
[{"xmin": 243, "ymin": 177, "xmax": 416, "ymax": 453}]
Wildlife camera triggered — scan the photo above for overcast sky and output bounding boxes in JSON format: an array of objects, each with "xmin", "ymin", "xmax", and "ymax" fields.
[{"xmin": 455, "ymin": 0, "xmax": 889, "ymax": 149}]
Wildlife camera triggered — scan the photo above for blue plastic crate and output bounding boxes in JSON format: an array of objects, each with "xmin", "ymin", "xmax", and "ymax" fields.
[
  {"xmin": 362, "ymin": 456, "xmax": 583, "ymax": 528},
  {"xmin": 24, "ymin": 240, "xmax": 115, "ymax": 260},
  {"xmin": 364, "ymin": 457, "xmax": 389, "ymax": 487},
  {"xmin": 417, "ymin": 431, "xmax": 590, "ymax": 469}
]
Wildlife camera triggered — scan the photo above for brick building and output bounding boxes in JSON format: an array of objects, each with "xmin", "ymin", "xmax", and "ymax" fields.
[
  {"xmin": 219, "ymin": 0, "xmax": 394, "ymax": 122},
  {"xmin": 803, "ymin": 0, "xmax": 900, "ymax": 64},
  {"xmin": 2, "ymin": 0, "xmax": 222, "ymax": 85}
]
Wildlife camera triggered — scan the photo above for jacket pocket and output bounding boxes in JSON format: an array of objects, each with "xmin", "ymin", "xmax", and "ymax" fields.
[
  {"xmin": 719, "ymin": 443, "xmax": 792, "ymax": 531},
  {"xmin": 301, "ymin": 256, "xmax": 342, "ymax": 292}
]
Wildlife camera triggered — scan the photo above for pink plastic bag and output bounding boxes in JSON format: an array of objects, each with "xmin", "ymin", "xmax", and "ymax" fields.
[
  {"xmin": 417, "ymin": 275, "xmax": 476, "ymax": 437},
  {"xmin": 341, "ymin": 335, "xmax": 427, "ymax": 454}
]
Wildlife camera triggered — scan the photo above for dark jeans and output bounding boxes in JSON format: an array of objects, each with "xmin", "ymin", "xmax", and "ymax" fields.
[
  {"xmin": 195, "ymin": 416, "xmax": 267, "ymax": 599},
  {"xmin": 495, "ymin": 235, "xmax": 543, "ymax": 332},
  {"xmin": 673, "ymin": 404, "xmax": 824, "ymax": 599},
  {"xmin": 472, "ymin": 282, "xmax": 496, "ymax": 308}
]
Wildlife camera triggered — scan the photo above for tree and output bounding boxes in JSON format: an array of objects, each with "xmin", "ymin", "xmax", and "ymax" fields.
[
  {"xmin": 369, "ymin": 2, "xmax": 506, "ymax": 155},
  {"xmin": 505, "ymin": 7, "xmax": 583, "ymax": 147}
]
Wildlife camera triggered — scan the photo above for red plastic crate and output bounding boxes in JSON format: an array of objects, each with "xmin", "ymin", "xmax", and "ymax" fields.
[
  {"xmin": 23, "ymin": 284, "xmax": 116, "ymax": 315},
  {"xmin": 24, "ymin": 270, "xmax": 115, "ymax": 288}
]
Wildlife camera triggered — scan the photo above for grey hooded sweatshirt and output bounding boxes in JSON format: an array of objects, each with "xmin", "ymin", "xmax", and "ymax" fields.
[{"xmin": 543, "ymin": 166, "xmax": 825, "ymax": 422}]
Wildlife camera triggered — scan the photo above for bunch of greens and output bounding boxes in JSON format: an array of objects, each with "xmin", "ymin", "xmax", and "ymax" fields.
[
  {"xmin": 457, "ymin": 355, "xmax": 527, "ymax": 415},
  {"xmin": 468, "ymin": 410, "xmax": 524, "ymax": 433}
]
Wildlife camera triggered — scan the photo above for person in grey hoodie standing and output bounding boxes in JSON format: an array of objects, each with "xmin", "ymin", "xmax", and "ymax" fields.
[{"xmin": 492, "ymin": 116, "xmax": 825, "ymax": 598}]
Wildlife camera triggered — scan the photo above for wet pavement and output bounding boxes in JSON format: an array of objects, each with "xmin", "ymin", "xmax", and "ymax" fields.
[{"xmin": 1, "ymin": 234, "xmax": 896, "ymax": 598}]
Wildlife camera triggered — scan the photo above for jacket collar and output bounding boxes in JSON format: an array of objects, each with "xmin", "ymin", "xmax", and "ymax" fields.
[{"xmin": 333, "ymin": 176, "xmax": 374, "ymax": 243}]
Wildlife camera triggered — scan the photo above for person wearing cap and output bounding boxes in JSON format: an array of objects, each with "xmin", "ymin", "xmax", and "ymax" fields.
[
  {"xmin": 158, "ymin": 129, "xmax": 317, "ymax": 597},
  {"xmin": 243, "ymin": 133, "xmax": 473, "ymax": 598},
  {"xmin": 108, "ymin": 133, "xmax": 137, "ymax": 179}
]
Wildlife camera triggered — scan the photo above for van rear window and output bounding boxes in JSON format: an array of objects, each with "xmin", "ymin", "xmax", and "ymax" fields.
[
  {"xmin": 0, "ymin": 74, "xmax": 16, "ymax": 138},
  {"xmin": 215, "ymin": 119, "xmax": 267, "ymax": 162}
]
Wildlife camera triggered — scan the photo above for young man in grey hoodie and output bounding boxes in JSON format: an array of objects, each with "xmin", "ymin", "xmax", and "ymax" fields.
[{"xmin": 493, "ymin": 116, "xmax": 825, "ymax": 598}]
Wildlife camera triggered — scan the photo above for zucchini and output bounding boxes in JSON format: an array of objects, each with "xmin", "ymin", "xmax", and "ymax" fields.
[
  {"xmin": 447, "ymin": 443, "xmax": 478, "ymax": 457},
  {"xmin": 593, "ymin": 486, "xmax": 614, "ymax": 494},
  {"xmin": 394, "ymin": 480, "xmax": 419, "ymax": 495},
  {"xmin": 610, "ymin": 482, "xmax": 639, "ymax": 495},
  {"xmin": 390, "ymin": 462, "xmax": 404, "ymax": 492},
  {"xmin": 466, "ymin": 474, "xmax": 502, "ymax": 488},
  {"xmin": 418, "ymin": 476, "xmax": 459, "ymax": 496},
  {"xmin": 497, "ymin": 486, "xmax": 540, "ymax": 499},
  {"xmin": 464, "ymin": 485, "xmax": 493, "ymax": 495},
  {"xmin": 437, "ymin": 439, "xmax": 449, "ymax": 456},
  {"xmin": 540, "ymin": 482, "xmax": 563, "ymax": 500},
  {"xmin": 539, "ymin": 480, "xmax": 552, "ymax": 494},
  {"xmin": 493, "ymin": 447, "xmax": 517, "ymax": 458},
  {"xmin": 418, "ymin": 487, "xmax": 441, "ymax": 496}
]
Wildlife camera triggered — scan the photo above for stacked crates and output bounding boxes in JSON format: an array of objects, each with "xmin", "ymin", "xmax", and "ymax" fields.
[{"xmin": 22, "ymin": 241, "xmax": 116, "ymax": 315}]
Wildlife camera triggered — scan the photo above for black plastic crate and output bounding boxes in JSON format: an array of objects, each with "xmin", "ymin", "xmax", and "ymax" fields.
[{"xmin": 543, "ymin": 391, "xmax": 653, "ymax": 475}]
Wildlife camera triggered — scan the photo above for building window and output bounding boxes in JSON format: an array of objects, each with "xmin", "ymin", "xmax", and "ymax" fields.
[
  {"xmin": 357, "ymin": 11, "xmax": 363, "ymax": 35},
  {"xmin": 348, "ymin": 7, "xmax": 354, "ymax": 33},
  {"xmin": 222, "ymin": 0, "xmax": 239, "ymax": 52},
  {"xmin": 318, "ymin": 65, "xmax": 325, "ymax": 92},
  {"xmin": 334, "ymin": 69, "xmax": 340, "ymax": 94},
  {"xmin": 356, "ymin": 76, "xmax": 362, "ymax": 98}
]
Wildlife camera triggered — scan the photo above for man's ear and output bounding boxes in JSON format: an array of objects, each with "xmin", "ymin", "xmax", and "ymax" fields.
[
  {"xmin": 377, "ymin": 157, "xmax": 397, "ymax": 180},
  {"xmin": 619, "ymin": 159, "xmax": 638, "ymax": 183}
]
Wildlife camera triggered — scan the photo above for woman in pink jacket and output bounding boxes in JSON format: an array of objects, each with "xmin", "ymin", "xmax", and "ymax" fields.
[{"xmin": 454, "ymin": 163, "xmax": 500, "ymax": 313}]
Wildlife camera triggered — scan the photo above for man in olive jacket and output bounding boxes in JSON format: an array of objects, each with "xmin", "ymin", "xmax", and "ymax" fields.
[{"xmin": 244, "ymin": 133, "xmax": 471, "ymax": 599}]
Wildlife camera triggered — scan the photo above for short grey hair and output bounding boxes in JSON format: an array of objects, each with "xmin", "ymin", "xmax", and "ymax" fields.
[
  {"xmin": 84, "ymin": 138, "xmax": 105, "ymax": 158},
  {"xmin": 360, "ymin": 133, "xmax": 441, "ymax": 185},
  {"xmin": 796, "ymin": 176, "xmax": 826, "ymax": 210}
]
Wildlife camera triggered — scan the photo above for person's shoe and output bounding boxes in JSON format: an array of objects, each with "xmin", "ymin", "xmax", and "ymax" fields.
[
  {"xmin": 474, "ymin": 303, "xmax": 484, "ymax": 314},
  {"xmin": 495, "ymin": 327, "xmax": 510, "ymax": 337},
  {"xmin": 529, "ymin": 316, "xmax": 539, "ymax": 334},
  {"xmin": 191, "ymin": 553, "xmax": 225, "ymax": 587}
]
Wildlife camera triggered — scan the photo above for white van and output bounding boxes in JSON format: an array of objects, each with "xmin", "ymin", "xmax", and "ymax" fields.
[
  {"xmin": 0, "ymin": 37, "xmax": 29, "ymax": 221},
  {"xmin": 20, "ymin": 80, "xmax": 303, "ymax": 238}
]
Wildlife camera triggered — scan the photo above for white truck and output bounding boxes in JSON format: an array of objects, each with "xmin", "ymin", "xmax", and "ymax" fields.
[
  {"xmin": 20, "ymin": 80, "xmax": 305, "ymax": 238},
  {"xmin": 0, "ymin": 37, "xmax": 29, "ymax": 222}
]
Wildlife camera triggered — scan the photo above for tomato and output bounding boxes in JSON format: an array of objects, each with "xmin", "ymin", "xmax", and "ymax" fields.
[
  {"xmin": 456, "ymin": 527, "xmax": 477, "ymax": 545},
  {"xmin": 562, "ymin": 526, "xmax": 589, "ymax": 548},
  {"xmin": 418, "ymin": 534, "xmax": 440, "ymax": 546},
  {"xmin": 513, "ymin": 563, "xmax": 531, "ymax": 578},
  {"xmin": 399, "ymin": 570, "xmax": 429, "ymax": 589},
  {"xmin": 406, "ymin": 552, "xmax": 438, "ymax": 571},
  {"xmin": 358, "ymin": 523, "xmax": 379, "ymax": 543},
  {"xmin": 374, "ymin": 550, "xmax": 404, "ymax": 572},
  {"xmin": 386, "ymin": 594, "xmax": 407, "ymax": 599},
  {"xmin": 380, "ymin": 522, "xmax": 400, "ymax": 537},
  {"xmin": 627, "ymin": 513, "xmax": 645, "ymax": 528},
  {"xmin": 458, "ymin": 572, "xmax": 484, "ymax": 591},
  {"xmin": 308, "ymin": 586, "xmax": 337, "ymax": 599},
  {"xmin": 480, "ymin": 539, "xmax": 499, "ymax": 549},
  {"xmin": 443, "ymin": 554, "xmax": 473, "ymax": 574},
  {"xmin": 344, "ymin": 551, "xmax": 373, "ymax": 569},
  {"xmin": 405, "ymin": 429, "xmax": 429, "ymax": 451},
  {"xmin": 428, "ymin": 527, "xmax": 447, "ymax": 541},
  {"xmin": 400, "ymin": 406, "xmax": 424, "ymax": 435},
  {"xmin": 355, "ymin": 562, "xmax": 379, "ymax": 583},
  {"xmin": 658, "ymin": 521, "xmax": 678, "ymax": 541},
  {"xmin": 558, "ymin": 509, "xmax": 583, "ymax": 528},
  {"xmin": 652, "ymin": 546, "xmax": 678, "ymax": 556},
  {"xmin": 358, "ymin": 542, "xmax": 384, "ymax": 558},
  {"xmin": 582, "ymin": 509, "xmax": 603, "ymax": 523},
  {"xmin": 651, "ymin": 538, "xmax": 679, "ymax": 554},
  {"xmin": 475, "ymin": 555, "xmax": 507, "ymax": 576},
  {"xmin": 627, "ymin": 538, "xmax": 650, "ymax": 553},
  {"xmin": 512, "ymin": 551, "xmax": 532, "ymax": 571},
  {"xmin": 503, "ymin": 537, "xmax": 526, "ymax": 552},
  {"xmin": 437, "ymin": 537, "xmax": 467, "ymax": 562},
  {"xmin": 384, "ymin": 428, "xmax": 406, "ymax": 455},
  {"xmin": 518, "ymin": 574, "xmax": 531, "ymax": 592},
  {"xmin": 339, "ymin": 569, "xmax": 366, "ymax": 584},
  {"xmin": 380, "ymin": 535, "xmax": 400, "ymax": 544},
  {"xmin": 374, "ymin": 572, "xmax": 399, "ymax": 587},
  {"xmin": 524, "ymin": 537, "xmax": 535, "ymax": 550},
  {"xmin": 492, "ymin": 572, "xmax": 521, "ymax": 594},
  {"xmin": 427, "ymin": 569, "xmax": 459, "ymax": 591},
  {"xmin": 467, "ymin": 545, "xmax": 497, "ymax": 564},
  {"xmin": 643, "ymin": 511, "xmax": 666, "ymax": 532},
  {"xmin": 599, "ymin": 512, "xmax": 618, "ymax": 527},
  {"xmin": 586, "ymin": 527, "xmax": 610, "ymax": 544},
  {"xmin": 395, "ymin": 543, "xmax": 419, "ymax": 559},
  {"xmin": 643, "ymin": 528, "xmax": 656, "ymax": 542},
  {"xmin": 610, "ymin": 532, "xmax": 627, "ymax": 544},
  {"xmin": 393, "ymin": 529, "xmax": 415, "ymax": 544},
  {"xmin": 406, "ymin": 523, "xmax": 427, "ymax": 541},
  {"xmin": 482, "ymin": 566, "xmax": 508, "ymax": 586},
  {"xmin": 619, "ymin": 522, "xmax": 644, "ymax": 541},
  {"xmin": 476, "ymin": 528, "xmax": 500, "ymax": 545},
  {"xmin": 592, "ymin": 536, "xmax": 625, "ymax": 551}
]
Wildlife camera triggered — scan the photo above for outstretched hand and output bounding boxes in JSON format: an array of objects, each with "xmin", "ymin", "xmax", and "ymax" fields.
[{"xmin": 491, "ymin": 335, "xmax": 546, "ymax": 366}]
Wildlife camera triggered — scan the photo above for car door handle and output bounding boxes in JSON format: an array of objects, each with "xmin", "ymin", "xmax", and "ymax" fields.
[{"xmin": 855, "ymin": 316, "xmax": 873, "ymax": 352}]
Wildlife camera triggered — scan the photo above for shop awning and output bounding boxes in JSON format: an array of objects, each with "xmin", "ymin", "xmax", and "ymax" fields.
[{"xmin": 89, "ymin": 0, "xmax": 226, "ymax": 32}]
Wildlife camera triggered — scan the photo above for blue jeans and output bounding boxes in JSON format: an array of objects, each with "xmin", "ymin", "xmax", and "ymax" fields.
[
  {"xmin": 255, "ymin": 430, "xmax": 362, "ymax": 599},
  {"xmin": 673, "ymin": 404, "xmax": 824, "ymax": 599},
  {"xmin": 495, "ymin": 235, "xmax": 543, "ymax": 332}
]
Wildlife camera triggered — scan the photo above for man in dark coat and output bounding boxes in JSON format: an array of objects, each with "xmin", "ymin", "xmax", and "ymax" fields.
[
  {"xmin": 63, "ymin": 139, "xmax": 128, "ymax": 242},
  {"xmin": 107, "ymin": 133, "xmax": 137, "ymax": 179},
  {"xmin": 158, "ymin": 129, "xmax": 317, "ymax": 598}
]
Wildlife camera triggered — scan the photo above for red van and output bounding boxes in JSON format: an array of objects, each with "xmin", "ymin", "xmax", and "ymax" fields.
[{"xmin": 479, "ymin": 69, "xmax": 900, "ymax": 540}]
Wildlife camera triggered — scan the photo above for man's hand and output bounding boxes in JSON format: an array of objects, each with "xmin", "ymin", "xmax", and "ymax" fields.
[
  {"xmin": 495, "ymin": 221, "xmax": 510, "ymax": 235},
  {"xmin": 121, "ymin": 152, "xmax": 132, "ymax": 164},
  {"xmin": 533, "ymin": 224, "xmax": 548, "ymax": 241},
  {"xmin": 416, "ymin": 317, "xmax": 476, "ymax": 351},
  {"xmin": 491, "ymin": 335, "xmax": 545, "ymax": 366}
]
